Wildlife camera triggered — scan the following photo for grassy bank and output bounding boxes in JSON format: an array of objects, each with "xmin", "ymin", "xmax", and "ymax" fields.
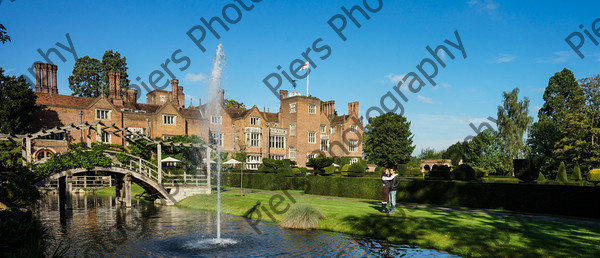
[
  {"xmin": 177, "ymin": 189, "xmax": 600, "ymax": 257},
  {"xmin": 93, "ymin": 184, "xmax": 145, "ymax": 197}
]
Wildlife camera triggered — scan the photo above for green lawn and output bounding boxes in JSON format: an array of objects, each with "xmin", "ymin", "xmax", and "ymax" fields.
[
  {"xmin": 94, "ymin": 184, "xmax": 145, "ymax": 197},
  {"xmin": 177, "ymin": 189, "xmax": 600, "ymax": 257}
]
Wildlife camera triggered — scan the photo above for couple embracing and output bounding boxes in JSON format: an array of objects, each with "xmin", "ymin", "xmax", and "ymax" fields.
[{"xmin": 381, "ymin": 168, "xmax": 399, "ymax": 214}]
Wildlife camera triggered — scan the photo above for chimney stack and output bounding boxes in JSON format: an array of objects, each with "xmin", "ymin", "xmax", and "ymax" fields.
[
  {"xmin": 348, "ymin": 101, "xmax": 359, "ymax": 115},
  {"xmin": 126, "ymin": 89, "xmax": 137, "ymax": 104},
  {"xmin": 323, "ymin": 100, "xmax": 335, "ymax": 117},
  {"xmin": 115, "ymin": 71, "xmax": 121, "ymax": 99},
  {"xmin": 108, "ymin": 71, "xmax": 116, "ymax": 99},
  {"xmin": 279, "ymin": 90, "xmax": 288, "ymax": 100},
  {"xmin": 50, "ymin": 64, "xmax": 58, "ymax": 94},
  {"xmin": 42, "ymin": 63, "xmax": 49, "ymax": 93},
  {"xmin": 171, "ymin": 79, "xmax": 180, "ymax": 107},
  {"xmin": 34, "ymin": 63, "xmax": 42, "ymax": 92}
]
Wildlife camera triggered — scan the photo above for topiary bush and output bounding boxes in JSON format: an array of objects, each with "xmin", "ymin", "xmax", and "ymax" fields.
[
  {"xmin": 341, "ymin": 164, "xmax": 350, "ymax": 172},
  {"xmin": 571, "ymin": 162, "xmax": 582, "ymax": 181},
  {"xmin": 397, "ymin": 164, "xmax": 408, "ymax": 176},
  {"xmin": 586, "ymin": 169, "xmax": 600, "ymax": 186},
  {"xmin": 428, "ymin": 165, "xmax": 451, "ymax": 180},
  {"xmin": 537, "ymin": 172, "xmax": 546, "ymax": 182},
  {"xmin": 321, "ymin": 165, "xmax": 336, "ymax": 176},
  {"xmin": 299, "ymin": 167, "xmax": 308, "ymax": 175},
  {"xmin": 346, "ymin": 163, "xmax": 366, "ymax": 177},
  {"xmin": 556, "ymin": 162, "xmax": 568, "ymax": 183},
  {"xmin": 513, "ymin": 159, "xmax": 538, "ymax": 183},
  {"xmin": 374, "ymin": 166, "xmax": 383, "ymax": 174},
  {"xmin": 452, "ymin": 164, "xmax": 476, "ymax": 181},
  {"xmin": 306, "ymin": 156, "xmax": 334, "ymax": 173},
  {"xmin": 292, "ymin": 168, "xmax": 302, "ymax": 176},
  {"xmin": 473, "ymin": 167, "xmax": 489, "ymax": 178}
]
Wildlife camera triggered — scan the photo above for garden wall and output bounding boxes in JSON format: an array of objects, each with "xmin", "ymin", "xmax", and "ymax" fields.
[{"xmin": 304, "ymin": 176, "xmax": 600, "ymax": 218}]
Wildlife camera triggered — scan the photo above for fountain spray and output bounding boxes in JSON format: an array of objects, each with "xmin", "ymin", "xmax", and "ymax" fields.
[{"xmin": 207, "ymin": 43, "xmax": 226, "ymax": 242}]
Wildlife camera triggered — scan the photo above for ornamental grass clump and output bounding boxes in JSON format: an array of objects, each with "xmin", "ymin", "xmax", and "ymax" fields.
[{"xmin": 279, "ymin": 204, "xmax": 326, "ymax": 230}]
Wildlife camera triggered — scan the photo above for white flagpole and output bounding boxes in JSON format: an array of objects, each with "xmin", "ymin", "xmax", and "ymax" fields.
[{"xmin": 306, "ymin": 65, "xmax": 310, "ymax": 96}]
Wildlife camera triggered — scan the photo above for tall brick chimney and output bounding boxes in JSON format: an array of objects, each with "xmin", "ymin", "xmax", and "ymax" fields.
[
  {"xmin": 42, "ymin": 63, "xmax": 49, "ymax": 93},
  {"xmin": 50, "ymin": 64, "xmax": 58, "ymax": 94},
  {"xmin": 125, "ymin": 89, "xmax": 137, "ymax": 104},
  {"xmin": 279, "ymin": 90, "xmax": 288, "ymax": 100},
  {"xmin": 34, "ymin": 63, "xmax": 42, "ymax": 92},
  {"xmin": 115, "ymin": 71, "xmax": 121, "ymax": 99},
  {"xmin": 108, "ymin": 71, "xmax": 116, "ymax": 99},
  {"xmin": 323, "ymin": 100, "xmax": 335, "ymax": 117},
  {"xmin": 348, "ymin": 101, "xmax": 359, "ymax": 115},
  {"xmin": 171, "ymin": 79, "xmax": 179, "ymax": 107}
]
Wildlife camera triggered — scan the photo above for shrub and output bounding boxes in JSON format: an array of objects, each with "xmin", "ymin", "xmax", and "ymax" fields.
[
  {"xmin": 374, "ymin": 166, "xmax": 383, "ymax": 174},
  {"xmin": 321, "ymin": 165, "xmax": 336, "ymax": 176},
  {"xmin": 556, "ymin": 162, "xmax": 568, "ymax": 183},
  {"xmin": 429, "ymin": 165, "xmax": 451, "ymax": 180},
  {"xmin": 571, "ymin": 163, "xmax": 582, "ymax": 181},
  {"xmin": 397, "ymin": 164, "xmax": 408, "ymax": 176},
  {"xmin": 299, "ymin": 167, "xmax": 308, "ymax": 175},
  {"xmin": 407, "ymin": 167, "xmax": 422, "ymax": 176},
  {"xmin": 280, "ymin": 159, "xmax": 294, "ymax": 177},
  {"xmin": 292, "ymin": 168, "xmax": 302, "ymax": 176},
  {"xmin": 341, "ymin": 164, "xmax": 350, "ymax": 172},
  {"xmin": 348, "ymin": 163, "xmax": 366, "ymax": 173},
  {"xmin": 306, "ymin": 156, "xmax": 334, "ymax": 173},
  {"xmin": 537, "ymin": 172, "xmax": 546, "ymax": 181},
  {"xmin": 279, "ymin": 204, "xmax": 326, "ymax": 230},
  {"xmin": 473, "ymin": 167, "xmax": 489, "ymax": 178},
  {"xmin": 513, "ymin": 159, "xmax": 538, "ymax": 182},
  {"xmin": 452, "ymin": 164, "xmax": 476, "ymax": 181},
  {"xmin": 587, "ymin": 169, "xmax": 600, "ymax": 186}
]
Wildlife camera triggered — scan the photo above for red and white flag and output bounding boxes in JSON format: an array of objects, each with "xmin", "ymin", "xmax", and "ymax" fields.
[{"xmin": 300, "ymin": 61, "xmax": 309, "ymax": 71}]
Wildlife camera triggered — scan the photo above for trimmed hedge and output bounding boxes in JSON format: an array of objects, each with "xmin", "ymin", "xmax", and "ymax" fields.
[
  {"xmin": 452, "ymin": 164, "xmax": 476, "ymax": 181},
  {"xmin": 587, "ymin": 169, "xmax": 600, "ymax": 186},
  {"xmin": 222, "ymin": 172, "xmax": 304, "ymax": 190},
  {"xmin": 304, "ymin": 176, "xmax": 600, "ymax": 218}
]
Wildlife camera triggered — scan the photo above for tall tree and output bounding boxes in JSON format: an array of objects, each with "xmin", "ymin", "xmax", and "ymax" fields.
[
  {"xmin": 68, "ymin": 56, "xmax": 103, "ymax": 97},
  {"xmin": 0, "ymin": 68, "xmax": 38, "ymax": 134},
  {"xmin": 363, "ymin": 112, "xmax": 415, "ymax": 168},
  {"xmin": 463, "ymin": 129, "xmax": 508, "ymax": 174},
  {"xmin": 554, "ymin": 78, "xmax": 588, "ymax": 170},
  {"xmin": 101, "ymin": 50, "xmax": 129, "ymax": 91},
  {"xmin": 442, "ymin": 141, "xmax": 465, "ymax": 166},
  {"xmin": 0, "ymin": 24, "xmax": 10, "ymax": 44},
  {"xmin": 418, "ymin": 147, "xmax": 444, "ymax": 159},
  {"xmin": 496, "ymin": 88, "xmax": 533, "ymax": 174},
  {"xmin": 224, "ymin": 99, "xmax": 246, "ymax": 109},
  {"xmin": 579, "ymin": 75, "xmax": 600, "ymax": 170},
  {"xmin": 528, "ymin": 116, "xmax": 561, "ymax": 177},
  {"xmin": 539, "ymin": 68, "xmax": 582, "ymax": 124}
]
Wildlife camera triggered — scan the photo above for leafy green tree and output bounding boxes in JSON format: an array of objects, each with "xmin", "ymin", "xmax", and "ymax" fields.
[
  {"xmin": 528, "ymin": 117, "xmax": 561, "ymax": 177},
  {"xmin": 224, "ymin": 99, "xmax": 245, "ymax": 109},
  {"xmin": 556, "ymin": 161, "xmax": 568, "ymax": 183},
  {"xmin": 363, "ymin": 112, "xmax": 415, "ymax": 168},
  {"xmin": 68, "ymin": 56, "xmax": 103, "ymax": 97},
  {"xmin": 0, "ymin": 24, "xmax": 10, "ymax": 44},
  {"xmin": 579, "ymin": 75, "xmax": 600, "ymax": 170},
  {"xmin": 418, "ymin": 147, "xmax": 444, "ymax": 159},
  {"xmin": 496, "ymin": 88, "xmax": 533, "ymax": 175},
  {"xmin": 539, "ymin": 68, "xmax": 582, "ymax": 123},
  {"xmin": 463, "ymin": 129, "xmax": 508, "ymax": 174},
  {"xmin": 0, "ymin": 68, "xmax": 38, "ymax": 134},
  {"xmin": 553, "ymin": 72, "xmax": 587, "ymax": 169},
  {"xmin": 101, "ymin": 50, "xmax": 129, "ymax": 92},
  {"xmin": 442, "ymin": 141, "xmax": 465, "ymax": 166}
]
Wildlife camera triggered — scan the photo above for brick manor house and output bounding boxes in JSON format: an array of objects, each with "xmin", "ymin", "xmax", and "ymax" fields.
[{"xmin": 30, "ymin": 62, "xmax": 363, "ymax": 168}]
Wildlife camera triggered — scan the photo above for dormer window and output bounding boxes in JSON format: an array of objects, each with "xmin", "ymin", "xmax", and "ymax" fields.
[
  {"xmin": 250, "ymin": 117, "xmax": 260, "ymax": 125},
  {"xmin": 212, "ymin": 116, "xmax": 222, "ymax": 124},
  {"xmin": 160, "ymin": 95, "xmax": 166, "ymax": 102},
  {"xmin": 163, "ymin": 114, "xmax": 176, "ymax": 125}
]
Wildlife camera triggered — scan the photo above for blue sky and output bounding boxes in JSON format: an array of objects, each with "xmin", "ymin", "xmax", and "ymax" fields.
[{"xmin": 2, "ymin": 0, "xmax": 599, "ymax": 155}]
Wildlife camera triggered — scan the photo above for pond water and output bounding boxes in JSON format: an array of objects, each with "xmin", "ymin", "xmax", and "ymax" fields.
[{"xmin": 37, "ymin": 194, "xmax": 459, "ymax": 257}]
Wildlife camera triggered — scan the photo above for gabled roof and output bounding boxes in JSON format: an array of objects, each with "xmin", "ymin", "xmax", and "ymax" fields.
[
  {"xmin": 35, "ymin": 93, "xmax": 95, "ymax": 108},
  {"xmin": 225, "ymin": 107, "xmax": 250, "ymax": 119},
  {"xmin": 261, "ymin": 112, "xmax": 279, "ymax": 122},
  {"xmin": 331, "ymin": 115, "xmax": 349, "ymax": 125},
  {"xmin": 180, "ymin": 108, "xmax": 203, "ymax": 119},
  {"xmin": 122, "ymin": 103, "xmax": 162, "ymax": 113}
]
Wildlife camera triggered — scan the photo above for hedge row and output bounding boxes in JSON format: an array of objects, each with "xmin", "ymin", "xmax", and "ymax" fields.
[
  {"xmin": 304, "ymin": 176, "xmax": 600, "ymax": 218},
  {"xmin": 221, "ymin": 172, "xmax": 304, "ymax": 191}
]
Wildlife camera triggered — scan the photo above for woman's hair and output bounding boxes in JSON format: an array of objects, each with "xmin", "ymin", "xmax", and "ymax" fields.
[
  {"xmin": 390, "ymin": 169, "xmax": 396, "ymax": 174},
  {"xmin": 381, "ymin": 168, "xmax": 388, "ymax": 176}
]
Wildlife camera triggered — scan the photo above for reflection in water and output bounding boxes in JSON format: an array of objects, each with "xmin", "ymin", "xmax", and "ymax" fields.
[{"xmin": 37, "ymin": 194, "xmax": 459, "ymax": 257}]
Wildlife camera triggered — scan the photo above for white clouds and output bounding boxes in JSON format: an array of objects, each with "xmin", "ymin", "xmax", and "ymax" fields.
[
  {"xmin": 440, "ymin": 82, "xmax": 451, "ymax": 88},
  {"xmin": 384, "ymin": 73, "xmax": 406, "ymax": 84},
  {"xmin": 537, "ymin": 51, "xmax": 574, "ymax": 64},
  {"xmin": 417, "ymin": 95, "xmax": 436, "ymax": 104},
  {"xmin": 184, "ymin": 73, "xmax": 207, "ymax": 82},
  {"xmin": 491, "ymin": 54, "xmax": 516, "ymax": 63},
  {"xmin": 468, "ymin": 0, "xmax": 499, "ymax": 16}
]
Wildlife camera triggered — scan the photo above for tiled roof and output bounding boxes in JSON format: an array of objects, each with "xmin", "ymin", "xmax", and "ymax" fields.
[
  {"xmin": 225, "ymin": 107, "xmax": 250, "ymax": 119},
  {"xmin": 331, "ymin": 115, "xmax": 349, "ymax": 124},
  {"xmin": 180, "ymin": 108, "xmax": 203, "ymax": 119},
  {"xmin": 122, "ymin": 103, "xmax": 161, "ymax": 113},
  {"xmin": 262, "ymin": 112, "xmax": 279, "ymax": 122},
  {"xmin": 35, "ymin": 93, "xmax": 95, "ymax": 108}
]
